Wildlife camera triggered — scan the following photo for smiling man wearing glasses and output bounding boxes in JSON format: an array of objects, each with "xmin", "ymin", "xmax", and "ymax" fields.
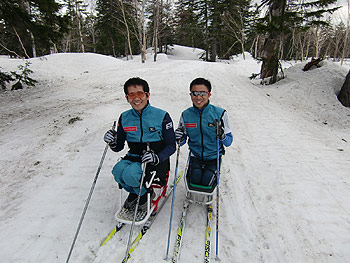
[
  {"xmin": 103, "ymin": 77, "xmax": 176, "ymax": 221},
  {"xmin": 175, "ymin": 78, "xmax": 233, "ymax": 192}
]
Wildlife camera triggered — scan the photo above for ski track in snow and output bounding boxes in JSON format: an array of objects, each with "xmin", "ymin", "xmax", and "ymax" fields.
[
  {"xmin": 0, "ymin": 49, "xmax": 350, "ymax": 263},
  {"xmin": 207, "ymin": 63, "xmax": 350, "ymax": 263}
]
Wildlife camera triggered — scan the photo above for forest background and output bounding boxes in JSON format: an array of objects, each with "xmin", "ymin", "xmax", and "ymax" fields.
[
  {"xmin": 1, "ymin": 0, "xmax": 350, "ymax": 103},
  {"xmin": 0, "ymin": 0, "xmax": 349, "ymax": 63}
]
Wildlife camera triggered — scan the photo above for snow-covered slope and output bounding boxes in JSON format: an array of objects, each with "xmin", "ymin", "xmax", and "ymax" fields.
[{"xmin": 0, "ymin": 47, "xmax": 350, "ymax": 263}]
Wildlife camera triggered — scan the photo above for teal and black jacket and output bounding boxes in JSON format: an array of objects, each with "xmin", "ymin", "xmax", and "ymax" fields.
[
  {"xmin": 180, "ymin": 103, "xmax": 233, "ymax": 161},
  {"xmin": 111, "ymin": 103, "xmax": 176, "ymax": 164}
]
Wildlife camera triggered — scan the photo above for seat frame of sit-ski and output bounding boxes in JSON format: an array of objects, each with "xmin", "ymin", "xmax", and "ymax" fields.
[
  {"xmin": 115, "ymin": 172, "xmax": 169, "ymax": 225},
  {"xmin": 184, "ymin": 171, "xmax": 217, "ymax": 205},
  {"xmin": 183, "ymin": 154, "xmax": 217, "ymax": 206}
]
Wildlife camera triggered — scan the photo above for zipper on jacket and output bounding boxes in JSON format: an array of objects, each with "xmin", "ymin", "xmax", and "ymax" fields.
[
  {"xmin": 139, "ymin": 111, "xmax": 143, "ymax": 143},
  {"xmin": 200, "ymin": 111, "xmax": 204, "ymax": 161}
]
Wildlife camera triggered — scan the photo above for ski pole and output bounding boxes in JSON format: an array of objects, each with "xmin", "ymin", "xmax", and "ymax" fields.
[
  {"xmin": 123, "ymin": 143, "xmax": 150, "ymax": 262},
  {"xmin": 215, "ymin": 119, "xmax": 221, "ymax": 261},
  {"xmin": 66, "ymin": 121, "xmax": 116, "ymax": 263},
  {"xmin": 165, "ymin": 141, "xmax": 181, "ymax": 260}
]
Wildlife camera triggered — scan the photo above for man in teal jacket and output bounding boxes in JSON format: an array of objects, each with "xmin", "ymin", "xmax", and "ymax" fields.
[
  {"xmin": 175, "ymin": 78, "xmax": 233, "ymax": 189},
  {"xmin": 104, "ymin": 77, "xmax": 176, "ymax": 220}
]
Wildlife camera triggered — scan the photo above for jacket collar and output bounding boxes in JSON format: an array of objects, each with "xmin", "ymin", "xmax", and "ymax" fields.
[
  {"xmin": 133, "ymin": 101, "xmax": 151, "ymax": 115},
  {"xmin": 192, "ymin": 101, "xmax": 210, "ymax": 113}
]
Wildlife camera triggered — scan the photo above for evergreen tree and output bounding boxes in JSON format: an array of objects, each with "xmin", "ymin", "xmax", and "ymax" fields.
[
  {"xmin": 220, "ymin": 0, "xmax": 255, "ymax": 59},
  {"xmin": 62, "ymin": 0, "xmax": 89, "ymax": 53},
  {"xmin": 174, "ymin": 0, "xmax": 204, "ymax": 52},
  {"xmin": 157, "ymin": 2, "xmax": 176, "ymax": 54},
  {"xmin": 147, "ymin": 0, "xmax": 175, "ymax": 59},
  {"xmin": 0, "ymin": 68, "xmax": 14, "ymax": 90},
  {"xmin": 256, "ymin": 0, "xmax": 339, "ymax": 84},
  {"xmin": 174, "ymin": 0, "xmax": 254, "ymax": 61},
  {"xmin": 95, "ymin": 0, "xmax": 133, "ymax": 57},
  {"xmin": 0, "ymin": 0, "xmax": 69, "ymax": 57}
]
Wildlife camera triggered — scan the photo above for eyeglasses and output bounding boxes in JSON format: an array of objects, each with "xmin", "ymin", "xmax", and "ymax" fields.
[
  {"xmin": 190, "ymin": 91, "xmax": 210, "ymax": 97},
  {"xmin": 127, "ymin": 91, "xmax": 147, "ymax": 99}
]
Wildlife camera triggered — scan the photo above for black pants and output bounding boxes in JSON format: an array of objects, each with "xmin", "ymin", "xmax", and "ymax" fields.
[{"xmin": 188, "ymin": 157, "xmax": 221, "ymax": 186}]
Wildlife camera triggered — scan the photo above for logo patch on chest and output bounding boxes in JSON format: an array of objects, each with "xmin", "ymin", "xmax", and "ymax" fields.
[
  {"xmin": 124, "ymin": 126, "xmax": 137, "ymax": 132},
  {"xmin": 166, "ymin": 122, "xmax": 173, "ymax": 130},
  {"xmin": 185, "ymin": 123, "xmax": 197, "ymax": 128},
  {"xmin": 149, "ymin": 127, "xmax": 156, "ymax": 132}
]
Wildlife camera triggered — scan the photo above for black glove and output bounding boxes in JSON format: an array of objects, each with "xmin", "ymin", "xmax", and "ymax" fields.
[
  {"xmin": 218, "ymin": 124, "xmax": 226, "ymax": 141},
  {"xmin": 104, "ymin": 129, "xmax": 117, "ymax": 146},
  {"xmin": 175, "ymin": 126, "xmax": 185, "ymax": 142},
  {"xmin": 141, "ymin": 151, "xmax": 159, "ymax": 165}
]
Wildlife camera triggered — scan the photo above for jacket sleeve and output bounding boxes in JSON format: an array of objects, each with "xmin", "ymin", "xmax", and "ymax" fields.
[
  {"xmin": 157, "ymin": 113, "xmax": 176, "ymax": 163},
  {"xmin": 220, "ymin": 111, "xmax": 233, "ymax": 147},
  {"xmin": 110, "ymin": 115, "xmax": 126, "ymax": 152}
]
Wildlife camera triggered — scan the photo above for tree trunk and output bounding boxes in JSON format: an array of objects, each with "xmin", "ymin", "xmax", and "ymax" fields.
[
  {"xmin": 338, "ymin": 69, "xmax": 350, "ymax": 107},
  {"xmin": 30, "ymin": 31, "xmax": 36, "ymax": 57},
  {"xmin": 241, "ymin": 40, "xmax": 245, "ymax": 60},
  {"xmin": 210, "ymin": 38, "xmax": 217, "ymax": 62},
  {"xmin": 260, "ymin": 36, "xmax": 279, "ymax": 83},
  {"xmin": 76, "ymin": 2, "xmax": 85, "ymax": 53},
  {"xmin": 260, "ymin": 0, "xmax": 286, "ymax": 84},
  {"xmin": 140, "ymin": 0, "xmax": 147, "ymax": 63},
  {"xmin": 120, "ymin": 0, "xmax": 133, "ymax": 60},
  {"xmin": 305, "ymin": 33, "xmax": 310, "ymax": 59},
  {"xmin": 24, "ymin": 1, "xmax": 36, "ymax": 57},
  {"xmin": 153, "ymin": 0, "xmax": 160, "ymax": 62},
  {"xmin": 314, "ymin": 25, "xmax": 321, "ymax": 58}
]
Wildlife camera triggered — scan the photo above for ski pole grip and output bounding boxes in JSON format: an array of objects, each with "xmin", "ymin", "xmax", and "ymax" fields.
[
  {"xmin": 146, "ymin": 141, "xmax": 151, "ymax": 152},
  {"xmin": 112, "ymin": 120, "xmax": 116, "ymax": 131},
  {"xmin": 215, "ymin": 119, "xmax": 220, "ymax": 138}
]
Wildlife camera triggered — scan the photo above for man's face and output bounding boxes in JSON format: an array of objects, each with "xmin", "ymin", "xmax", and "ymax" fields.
[
  {"xmin": 126, "ymin": 85, "xmax": 149, "ymax": 113},
  {"xmin": 190, "ymin": 84, "xmax": 211, "ymax": 109}
]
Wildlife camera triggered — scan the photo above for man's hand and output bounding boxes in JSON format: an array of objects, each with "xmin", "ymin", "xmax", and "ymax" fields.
[
  {"xmin": 175, "ymin": 126, "xmax": 185, "ymax": 142},
  {"xmin": 141, "ymin": 151, "xmax": 159, "ymax": 165},
  {"xmin": 104, "ymin": 129, "xmax": 117, "ymax": 146},
  {"xmin": 218, "ymin": 124, "xmax": 226, "ymax": 141}
]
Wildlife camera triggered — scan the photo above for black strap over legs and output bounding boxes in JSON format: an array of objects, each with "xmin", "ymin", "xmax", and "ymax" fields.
[
  {"xmin": 120, "ymin": 155, "xmax": 170, "ymax": 190},
  {"xmin": 144, "ymin": 159, "xmax": 170, "ymax": 188}
]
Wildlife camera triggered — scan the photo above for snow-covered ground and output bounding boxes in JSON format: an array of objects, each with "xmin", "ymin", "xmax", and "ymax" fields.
[{"xmin": 1, "ymin": 45, "xmax": 350, "ymax": 263}]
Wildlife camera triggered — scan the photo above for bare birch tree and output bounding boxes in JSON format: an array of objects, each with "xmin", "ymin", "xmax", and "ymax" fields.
[
  {"xmin": 118, "ymin": 0, "xmax": 134, "ymax": 60},
  {"xmin": 152, "ymin": 0, "xmax": 160, "ymax": 61},
  {"xmin": 341, "ymin": 0, "xmax": 350, "ymax": 65},
  {"xmin": 223, "ymin": 9, "xmax": 247, "ymax": 59},
  {"xmin": 132, "ymin": 0, "xmax": 147, "ymax": 63}
]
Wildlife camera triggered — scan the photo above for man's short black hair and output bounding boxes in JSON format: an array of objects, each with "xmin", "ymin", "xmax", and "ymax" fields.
[
  {"xmin": 124, "ymin": 77, "xmax": 150, "ymax": 94},
  {"xmin": 189, "ymin": 78, "xmax": 212, "ymax": 92}
]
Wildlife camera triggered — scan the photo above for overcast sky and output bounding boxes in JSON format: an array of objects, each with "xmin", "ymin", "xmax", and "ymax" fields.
[{"xmin": 334, "ymin": 0, "xmax": 350, "ymax": 23}]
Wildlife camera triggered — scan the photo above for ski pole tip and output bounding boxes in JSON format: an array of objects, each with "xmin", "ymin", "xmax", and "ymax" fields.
[{"xmin": 215, "ymin": 256, "xmax": 221, "ymax": 261}]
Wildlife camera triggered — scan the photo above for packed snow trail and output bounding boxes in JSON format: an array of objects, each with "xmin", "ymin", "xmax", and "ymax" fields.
[
  {"xmin": 0, "ymin": 49, "xmax": 349, "ymax": 263},
  {"xmin": 204, "ymin": 62, "xmax": 350, "ymax": 262}
]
